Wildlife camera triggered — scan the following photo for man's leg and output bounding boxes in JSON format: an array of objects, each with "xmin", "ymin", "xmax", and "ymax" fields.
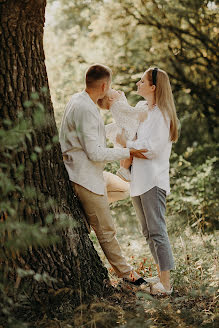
[
  {"xmin": 73, "ymin": 182, "xmax": 132, "ymax": 278},
  {"xmin": 103, "ymin": 171, "xmax": 130, "ymax": 203}
]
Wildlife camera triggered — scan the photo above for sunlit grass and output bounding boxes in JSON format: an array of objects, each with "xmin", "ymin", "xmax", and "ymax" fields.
[{"xmin": 90, "ymin": 209, "xmax": 219, "ymax": 327}]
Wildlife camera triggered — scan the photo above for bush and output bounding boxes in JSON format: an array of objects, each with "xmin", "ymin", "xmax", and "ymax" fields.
[{"xmin": 168, "ymin": 143, "xmax": 218, "ymax": 231}]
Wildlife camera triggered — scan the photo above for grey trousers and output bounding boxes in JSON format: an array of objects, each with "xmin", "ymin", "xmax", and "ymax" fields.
[{"xmin": 132, "ymin": 186, "xmax": 174, "ymax": 271}]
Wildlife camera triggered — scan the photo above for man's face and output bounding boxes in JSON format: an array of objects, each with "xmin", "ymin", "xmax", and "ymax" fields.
[{"xmin": 101, "ymin": 77, "xmax": 111, "ymax": 98}]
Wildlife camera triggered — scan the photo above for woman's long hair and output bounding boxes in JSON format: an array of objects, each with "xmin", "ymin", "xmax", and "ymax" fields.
[{"xmin": 146, "ymin": 68, "xmax": 179, "ymax": 142}]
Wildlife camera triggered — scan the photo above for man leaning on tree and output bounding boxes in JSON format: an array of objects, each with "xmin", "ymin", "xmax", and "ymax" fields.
[{"xmin": 59, "ymin": 64, "xmax": 149, "ymax": 288}]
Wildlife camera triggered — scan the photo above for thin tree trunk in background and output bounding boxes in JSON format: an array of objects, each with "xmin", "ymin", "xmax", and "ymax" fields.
[{"xmin": 0, "ymin": 0, "xmax": 108, "ymax": 314}]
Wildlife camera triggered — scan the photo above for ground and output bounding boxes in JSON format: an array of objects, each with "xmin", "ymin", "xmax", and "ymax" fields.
[{"xmin": 35, "ymin": 206, "xmax": 218, "ymax": 327}]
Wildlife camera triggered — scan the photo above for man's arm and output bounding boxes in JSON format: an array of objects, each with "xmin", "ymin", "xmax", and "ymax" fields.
[{"xmin": 73, "ymin": 104, "xmax": 130, "ymax": 162}]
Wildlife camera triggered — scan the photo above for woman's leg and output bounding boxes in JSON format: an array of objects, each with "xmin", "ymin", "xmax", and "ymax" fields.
[
  {"xmin": 139, "ymin": 187, "xmax": 174, "ymax": 291},
  {"xmin": 103, "ymin": 171, "xmax": 130, "ymax": 203},
  {"xmin": 132, "ymin": 195, "xmax": 159, "ymax": 266}
]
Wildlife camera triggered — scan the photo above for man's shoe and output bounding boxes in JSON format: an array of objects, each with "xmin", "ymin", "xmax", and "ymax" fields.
[
  {"xmin": 123, "ymin": 277, "xmax": 150, "ymax": 293},
  {"xmin": 123, "ymin": 277, "xmax": 146, "ymax": 286},
  {"xmin": 151, "ymin": 282, "xmax": 173, "ymax": 296}
]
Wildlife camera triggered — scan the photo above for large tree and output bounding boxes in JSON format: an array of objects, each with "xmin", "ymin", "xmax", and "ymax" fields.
[{"xmin": 0, "ymin": 0, "xmax": 108, "ymax": 320}]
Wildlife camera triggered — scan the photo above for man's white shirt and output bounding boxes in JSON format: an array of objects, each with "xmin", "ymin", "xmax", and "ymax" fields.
[{"xmin": 59, "ymin": 90, "xmax": 130, "ymax": 195}]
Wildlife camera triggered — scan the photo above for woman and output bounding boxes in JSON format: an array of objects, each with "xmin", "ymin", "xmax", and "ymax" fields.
[{"xmin": 116, "ymin": 67, "xmax": 178, "ymax": 295}]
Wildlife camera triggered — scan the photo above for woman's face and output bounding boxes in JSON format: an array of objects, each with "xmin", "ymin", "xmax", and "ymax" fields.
[{"xmin": 136, "ymin": 72, "xmax": 155, "ymax": 99}]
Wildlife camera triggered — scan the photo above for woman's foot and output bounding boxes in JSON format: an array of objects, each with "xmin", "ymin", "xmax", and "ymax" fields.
[
  {"xmin": 160, "ymin": 270, "xmax": 171, "ymax": 291},
  {"xmin": 151, "ymin": 282, "xmax": 173, "ymax": 296},
  {"xmin": 145, "ymin": 276, "xmax": 160, "ymax": 284}
]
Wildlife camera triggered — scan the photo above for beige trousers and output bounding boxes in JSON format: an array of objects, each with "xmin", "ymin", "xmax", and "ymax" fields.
[
  {"xmin": 73, "ymin": 174, "xmax": 132, "ymax": 277},
  {"xmin": 103, "ymin": 171, "xmax": 130, "ymax": 203}
]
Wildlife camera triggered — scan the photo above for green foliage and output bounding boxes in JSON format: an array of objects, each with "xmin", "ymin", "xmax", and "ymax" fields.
[
  {"xmin": 45, "ymin": 0, "xmax": 218, "ymax": 231},
  {"xmin": 89, "ymin": 0, "xmax": 218, "ymax": 139},
  {"xmin": 45, "ymin": 0, "xmax": 218, "ymax": 147},
  {"xmin": 168, "ymin": 143, "xmax": 218, "ymax": 231}
]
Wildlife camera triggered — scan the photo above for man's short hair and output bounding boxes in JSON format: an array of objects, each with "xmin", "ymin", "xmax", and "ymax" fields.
[{"xmin": 86, "ymin": 64, "xmax": 112, "ymax": 88}]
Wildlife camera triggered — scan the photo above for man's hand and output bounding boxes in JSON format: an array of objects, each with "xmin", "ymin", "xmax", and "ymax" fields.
[{"xmin": 130, "ymin": 148, "xmax": 148, "ymax": 159}]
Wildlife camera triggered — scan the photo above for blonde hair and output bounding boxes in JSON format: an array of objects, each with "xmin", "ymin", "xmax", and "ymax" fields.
[{"xmin": 146, "ymin": 68, "xmax": 178, "ymax": 142}]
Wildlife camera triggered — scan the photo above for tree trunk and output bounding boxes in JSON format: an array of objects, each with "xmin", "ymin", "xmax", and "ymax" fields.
[{"xmin": 0, "ymin": 0, "xmax": 108, "ymax": 317}]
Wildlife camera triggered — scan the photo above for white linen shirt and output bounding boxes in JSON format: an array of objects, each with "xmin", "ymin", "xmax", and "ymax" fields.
[
  {"xmin": 59, "ymin": 90, "xmax": 130, "ymax": 195},
  {"xmin": 126, "ymin": 105, "xmax": 172, "ymax": 197}
]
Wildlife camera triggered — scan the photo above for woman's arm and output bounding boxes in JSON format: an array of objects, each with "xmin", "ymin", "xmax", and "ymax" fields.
[
  {"xmin": 117, "ymin": 114, "xmax": 170, "ymax": 159},
  {"xmin": 127, "ymin": 115, "xmax": 170, "ymax": 159}
]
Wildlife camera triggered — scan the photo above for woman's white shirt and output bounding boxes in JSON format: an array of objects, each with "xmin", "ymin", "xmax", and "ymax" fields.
[{"xmin": 126, "ymin": 105, "xmax": 172, "ymax": 197}]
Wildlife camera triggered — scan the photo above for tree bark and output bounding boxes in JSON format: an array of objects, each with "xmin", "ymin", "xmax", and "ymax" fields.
[{"xmin": 0, "ymin": 0, "xmax": 108, "ymax": 317}]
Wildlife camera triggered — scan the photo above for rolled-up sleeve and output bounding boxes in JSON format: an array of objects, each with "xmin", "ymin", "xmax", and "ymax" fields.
[
  {"xmin": 126, "ymin": 114, "xmax": 170, "ymax": 159},
  {"xmin": 73, "ymin": 105, "xmax": 130, "ymax": 162}
]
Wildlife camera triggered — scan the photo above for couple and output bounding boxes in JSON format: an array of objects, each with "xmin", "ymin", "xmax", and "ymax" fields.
[{"xmin": 59, "ymin": 64, "xmax": 178, "ymax": 296}]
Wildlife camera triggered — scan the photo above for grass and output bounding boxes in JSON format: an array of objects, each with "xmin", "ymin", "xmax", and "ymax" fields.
[
  {"xmin": 87, "ymin": 204, "xmax": 219, "ymax": 328},
  {"xmin": 32, "ymin": 207, "xmax": 218, "ymax": 327},
  {"xmin": 28, "ymin": 205, "xmax": 217, "ymax": 328}
]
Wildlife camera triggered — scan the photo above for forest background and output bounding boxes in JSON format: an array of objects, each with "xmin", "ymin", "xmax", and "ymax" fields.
[
  {"xmin": 45, "ymin": 0, "xmax": 218, "ymax": 229},
  {"xmin": 43, "ymin": 0, "xmax": 218, "ymax": 326},
  {"xmin": 0, "ymin": 0, "xmax": 218, "ymax": 327}
]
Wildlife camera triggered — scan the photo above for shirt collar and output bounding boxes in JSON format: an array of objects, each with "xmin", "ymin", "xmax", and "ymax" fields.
[
  {"xmin": 149, "ymin": 104, "xmax": 158, "ymax": 112},
  {"xmin": 81, "ymin": 90, "xmax": 100, "ymax": 115}
]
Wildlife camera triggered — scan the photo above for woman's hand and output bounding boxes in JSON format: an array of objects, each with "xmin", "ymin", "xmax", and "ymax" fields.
[{"xmin": 116, "ymin": 129, "xmax": 126, "ymax": 147}]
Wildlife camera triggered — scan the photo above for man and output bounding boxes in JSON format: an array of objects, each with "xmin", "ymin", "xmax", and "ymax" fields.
[{"xmin": 59, "ymin": 64, "xmax": 148, "ymax": 285}]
